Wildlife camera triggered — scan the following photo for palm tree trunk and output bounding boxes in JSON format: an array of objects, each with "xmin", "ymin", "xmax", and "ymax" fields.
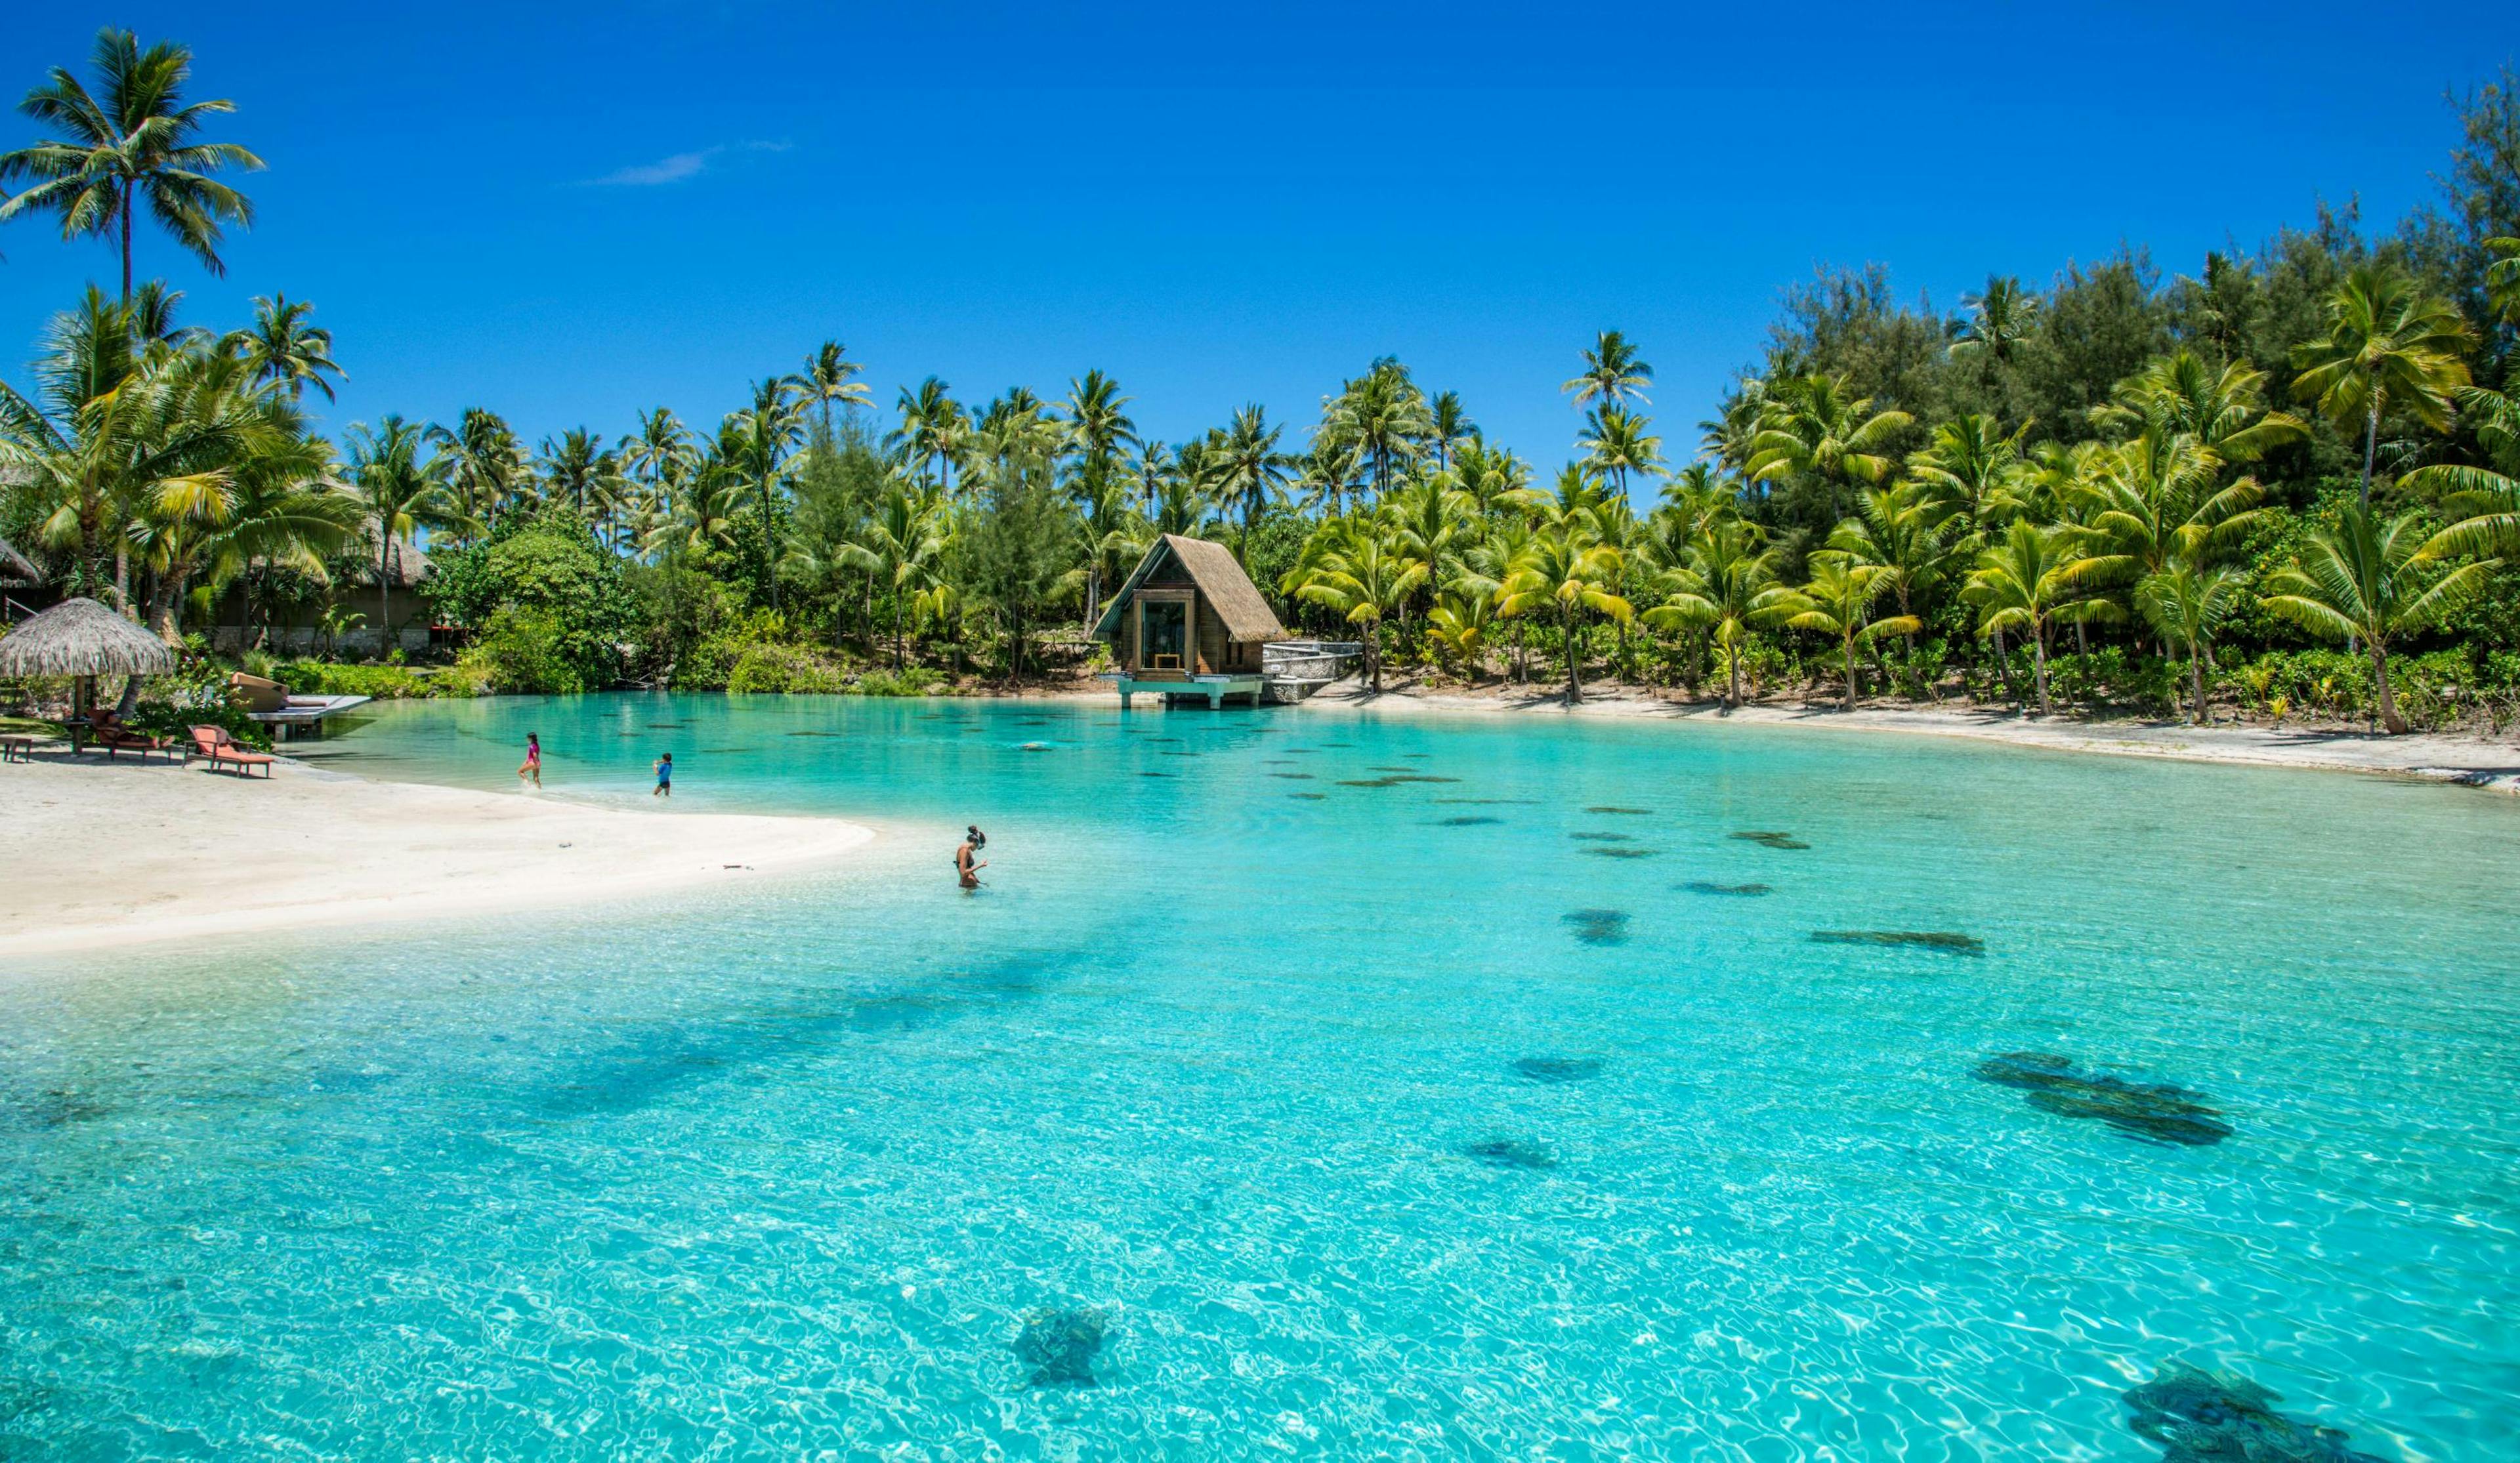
[
  {"xmin": 380, "ymin": 540, "xmax": 394, "ymax": 658},
  {"xmin": 1726, "ymin": 638, "xmax": 1742, "ymax": 709},
  {"xmin": 1993, "ymin": 625, "xmax": 2017, "ymax": 705},
  {"xmin": 893, "ymin": 596, "xmax": 905, "ymax": 670},
  {"xmin": 2032, "ymin": 627, "xmax": 2052, "ymax": 716},
  {"xmin": 120, "ymin": 186, "xmax": 133, "ymax": 305},
  {"xmin": 1563, "ymin": 604, "xmax": 1584, "ymax": 704},
  {"xmin": 1843, "ymin": 629, "xmax": 1858, "ymax": 711},
  {"xmin": 2359, "ymin": 401, "xmax": 2379, "ymax": 510},
  {"xmin": 2372, "ymin": 642, "xmax": 2404, "ymax": 733},
  {"xmin": 147, "ymin": 573, "xmax": 187, "ymax": 647},
  {"xmin": 2189, "ymin": 645, "xmax": 2208, "ymax": 726}
]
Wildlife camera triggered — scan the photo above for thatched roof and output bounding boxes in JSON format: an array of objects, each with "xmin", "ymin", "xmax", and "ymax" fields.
[
  {"xmin": 0, "ymin": 597, "xmax": 177, "ymax": 677},
  {"xmin": 1092, "ymin": 533, "xmax": 1286, "ymax": 644},
  {"xmin": 0, "ymin": 535, "xmax": 37, "ymax": 587}
]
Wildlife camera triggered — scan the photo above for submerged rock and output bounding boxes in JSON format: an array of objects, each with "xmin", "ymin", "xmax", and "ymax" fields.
[
  {"xmin": 1139, "ymin": 771, "xmax": 1172, "ymax": 778},
  {"xmin": 1568, "ymin": 831, "xmax": 1633, "ymax": 842},
  {"xmin": 1463, "ymin": 1138, "xmax": 1558, "ymax": 1170},
  {"xmin": 1730, "ymin": 831, "xmax": 1811, "ymax": 850},
  {"xmin": 1435, "ymin": 815, "xmax": 1502, "ymax": 826},
  {"xmin": 1511, "ymin": 1056, "xmax": 1604, "ymax": 1084},
  {"xmin": 1585, "ymin": 806, "xmax": 1652, "ymax": 815},
  {"xmin": 1584, "ymin": 846, "xmax": 1660, "ymax": 859},
  {"xmin": 1288, "ymin": 792, "xmax": 1326, "ymax": 800},
  {"xmin": 1013, "ymin": 1307, "xmax": 1108, "ymax": 1388},
  {"xmin": 1811, "ymin": 930, "xmax": 1985, "ymax": 955},
  {"xmin": 1680, "ymin": 881, "xmax": 1773, "ymax": 897},
  {"xmin": 1563, "ymin": 909, "xmax": 1630, "ymax": 945},
  {"xmin": 2122, "ymin": 1359, "xmax": 2384, "ymax": 1462},
  {"xmin": 1335, "ymin": 774, "xmax": 1461, "ymax": 787},
  {"xmin": 1975, "ymin": 1052, "xmax": 2234, "ymax": 1146}
]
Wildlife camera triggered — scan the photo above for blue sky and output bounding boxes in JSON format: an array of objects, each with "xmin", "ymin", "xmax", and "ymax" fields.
[{"xmin": 5, "ymin": 3, "xmax": 2515, "ymax": 471}]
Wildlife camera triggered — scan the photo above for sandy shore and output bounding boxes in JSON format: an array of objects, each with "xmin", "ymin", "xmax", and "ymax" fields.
[
  {"xmin": 1295, "ymin": 682, "xmax": 2520, "ymax": 790},
  {"xmin": 3, "ymin": 755, "xmax": 879, "ymax": 960}
]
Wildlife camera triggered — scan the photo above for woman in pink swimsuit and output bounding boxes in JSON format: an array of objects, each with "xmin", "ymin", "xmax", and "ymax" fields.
[{"xmin": 518, "ymin": 732, "xmax": 541, "ymax": 789}]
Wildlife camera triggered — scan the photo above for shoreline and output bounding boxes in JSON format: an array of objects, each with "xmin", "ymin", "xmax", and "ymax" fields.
[
  {"xmin": 1288, "ymin": 682, "xmax": 2520, "ymax": 791},
  {"xmin": 3, "ymin": 756, "xmax": 883, "ymax": 960}
]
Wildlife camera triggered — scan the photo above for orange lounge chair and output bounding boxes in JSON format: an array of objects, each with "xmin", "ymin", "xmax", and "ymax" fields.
[{"xmin": 189, "ymin": 725, "xmax": 276, "ymax": 778}]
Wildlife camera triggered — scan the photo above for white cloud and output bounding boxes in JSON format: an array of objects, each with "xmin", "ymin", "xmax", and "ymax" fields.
[{"xmin": 585, "ymin": 140, "xmax": 793, "ymax": 187}]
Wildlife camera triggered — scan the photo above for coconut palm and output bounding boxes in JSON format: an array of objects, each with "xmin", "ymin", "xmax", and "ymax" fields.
[
  {"xmin": 1063, "ymin": 369, "xmax": 1138, "ymax": 484},
  {"xmin": 1320, "ymin": 359, "xmax": 1429, "ymax": 505},
  {"xmin": 2068, "ymin": 429, "xmax": 2265, "ymax": 587},
  {"xmin": 2105, "ymin": 349, "xmax": 2305, "ymax": 464},
  {"xmin": 2261, "ymin": 503, "xmax": 2500, "ymax": 733},
  {"xmin": 1211, "ymin": 405, "xmax": 1290, "ymax": 556},
  {"xmin": 537, "ymin": 428, "xmax": 620, "ymax": 524},
  {"xmin": 1294, "ymin": 518, "xmax": 1425, "ymax": 693},
  {"xmin": 0, "ymin": 29, "xmax": 262, "ymax": 301},
  {"xmin": 1580, "ymin": 405, "xmax": 1663, "ymax": 499},
  {"xmin": 2135, "ymin": 556, "xmax": 2251, "ymax": 724},
  {"xmin": 891, "ymin": 377, "xmax": 968, "ymax": 495},
  {"xmin": 1764, "ymin": 554, "xmax": 1922, "ymax": 710},
  {"xmin": 803, "ymin": 341, "xmax": 870, "ymax": 434},
  {"xmin": 1828, "ymin": 480, "xmax": 1954, "ymax": 623},
  {"xmin": 2407, "ymin": 386, "xmax": 2520, "ymax": 560},
  {"xmin": 619, "ymin": 408, "xmax": 692, "ymax": 527},
  {"xmin": 1425, "ymin": 588, "xmax": 1496, "ymax": 679},
  {"xmin": 1950, "ymin": 276, "xmax": 2038, "ymax": 364},
  {"xmin": 222, "ymin": 294, "xmax": 344, "ymax": 403},
  {"xmin": 1903, "ymin": 413, "xmax": 2027, "ymax": 533},
  {"xmin": 837, "ymin": 483, "xmax": 946, "ymax": 668},
  {"xmin": 1645, "ymin": 518, "xmax": 1777, "ymax": 709},
  {"xmin": 1564, "ymin": 329, "xmax": 1652, "ymax": 409},
  {"xmin": 2290, "ymin": 266, "xmax": 2475, "ymax": 508},
  {"xmin": 1746, "ymin": 373, "xmax": 1915, "ymax": 523},
  {"xmin": 1963, "ymin": 522, "xmax": 2111, "ymax": 716},
  {"xmin": 1428, "ymin": 390, "xmax": 1473, "ymax": 473},
  {"xmin": 1497, "ymin": 500, "xmax": 1631, "ymax": 703},
  {"xmin": 424, "ymin": 409, "xmax": 529, "ymax": 537},
  {"xmin": 346, "ymin": 414, "xmax": 469, "ymax": 648}
]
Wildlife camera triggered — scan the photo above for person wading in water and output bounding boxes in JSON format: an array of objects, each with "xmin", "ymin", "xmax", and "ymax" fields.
[{"xmin": 955, "ymin": 829, "xmax": 987, "ymax": 889}]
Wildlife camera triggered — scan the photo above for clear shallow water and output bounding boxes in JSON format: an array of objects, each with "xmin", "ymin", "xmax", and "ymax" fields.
[{"xmin": 5, "ymin": 694, "xmax": 2518, "ymax": 1460}]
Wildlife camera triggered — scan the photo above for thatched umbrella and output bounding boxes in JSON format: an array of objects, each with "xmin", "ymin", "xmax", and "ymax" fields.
[{"xmin": 0, "ymin": 597, "xmax": 177, "ymax": 745}]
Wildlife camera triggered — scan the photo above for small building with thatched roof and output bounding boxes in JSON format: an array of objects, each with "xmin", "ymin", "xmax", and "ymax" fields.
[
  {"xmin": 0, "ymin": 597, "xmax": 177, "ymax": 733},
  {"xmin": 0, "ymin": 535, "xmax": 40, "ymax": 590},
  {"xmin": 1091, "ymin": 534, "xmax": 1286, "ymax": 707}
]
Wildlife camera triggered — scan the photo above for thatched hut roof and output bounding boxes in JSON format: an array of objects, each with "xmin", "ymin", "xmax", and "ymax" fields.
[
  {"xmin": 0, "ymin": 597, "xmax": 177, "ymax": 676},
  {"xmin": 1092, "ymin": 534, "xmax": 1286, "ymax": 644},
  {"xmin": 0, "ymin": 535, "xmax": 38, "ymax": 587}
]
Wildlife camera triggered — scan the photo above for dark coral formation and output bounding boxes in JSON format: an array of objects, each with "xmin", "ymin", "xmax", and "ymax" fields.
[
  {"xmin": 1511, "ymin": 1056, "xmax": 1604, "ymax": 1084},
  {"xmin": 1680, "ymin": 881, "xmax": 1772, "ymax": 896},
  {"xmin": 1563, "ymin": 909, "xmax": 1629, "ymax": 945},
  {"xmin": 2122, "ymin": 1360, "xmax": 2384, "ymax": 1462},
  {"xmin": 1567, "ymin": 831, "xmax": 1632, "ymax": 842},
  {"xmin": 1013, "ymin": 1307, "xmax": 1108, "ymax": 1388},
  {"xmin": 1462, "ymin": 1138, "xmax": 1558, "ymax": 1170},
  {"xmin": 1585, "ymin": 806, "xmax": 1652, "ymax": 815},
  {"xmin": 1336, "ymin": 774, "xmax": 1462, "ymax": 787},
  {"xmin": 1811, "ymin": 930, "xmax": 1985, "ymax": 955},
  {"xmin": 1435, "ymin": 815, "xmax": 1502, "ymax": 826},
  {"xmin": 1583, "ymin": 847, "xmax": 1659, "ymax": 859},
  {"xmin": 1975, "ymin": 1052, "xmax": 2233, "ymax": 1146},
  {"xmin": 1730, "ymin": 831, "xmax": 1811, "ymax": 850}
]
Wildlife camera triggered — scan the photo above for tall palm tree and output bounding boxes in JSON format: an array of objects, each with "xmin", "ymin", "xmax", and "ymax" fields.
[
  {"xmin": 1212, "ymin": 405, "xmax": 1290, "ymax": 556},
  {"xmin": 1564, "ymin": 329, "xmax": 1652, "ymax": 409},
  {"xmin": 537, "ymin": 428, "xmax": 618, "ymax": 521},
  {"xmin": 1964, "ymin": 522, "xmax": 2110, "ymax": 716},
  {"xmin": 803, "ymin": 341, "xmax": 870, "ymax": 434},
  {"xmin": 2135, "ymin": 556, "xmax": 2251, "ymax": 725},
  {"xmin": 1497, "ymin": 500, "xmax": 1631, "ymax": 703},
  {"xmin": 1428, "ymin": 390, "xmax": 1473, "ymax": 474},
  {"xmin": 0, "ymin": 29, "xmax": 262, "ymax": 301},
  {"xmin": 1293, "ymin": 518, "xmax": 1425, "ymax": 693},
  {"xmin": 424, "ymin": 408, "xmax": 528, "ymax": 538},
  {"xmin": 891, "ymin": 377, "xmax": 968, "ymax": 496},
  {"xmin": 2105, "ymin": 349, "xmax": 2305, "ymax": 464},
  {"xmin": 1062, "ymin": 369, "xmax": 1137, "ymax": 485},
  {"xmin": 346, "ymin": 414, "xmax": 469, "ymax": 649},
  {"xmin": 1644, "ymin": 518, "xmax": 1777, "ymax": 709},
  {"xmin": 619, "ymin": 407, "xmax": 692, "ymax": 532},
  {"xmin": 1828, "ymin": 480, "xmax": 1954, "ymax": 624},
  {"xmin": 1904, "ymin": 413, "xmax": 2028, "ymax": 533},
  {"xmin": 221, "ymin": 295, "xmax": 344, "ymax": 402},
  {"xmin": 2068, "ymin": 429, "xmax": 2264, "ymax": 587},
  {"xmin": 2261, "ymin": 503, "xmax": 2499, "ymax": 733},
  {"xmin": 2290, "ymin": 266, "xmax": 2475, "ymax": 508},
  {"xmin": 1320, "ymin": 359, "xmax": 1429, "ymax": 505},
  {"xmin": 2410, "ymin": 386, "xmax": 2520, "ymax": 560},
  {"xmin": 1579, "ymin": 405, "xmax": 1664, "ymax": 499},
  {"xmin": 1763, "ymin": 554, "xmax": 1920, "ymax": 710},
  {"xmin": 732, "ymin": 377, "xmax": 804, "ymax": 608}
]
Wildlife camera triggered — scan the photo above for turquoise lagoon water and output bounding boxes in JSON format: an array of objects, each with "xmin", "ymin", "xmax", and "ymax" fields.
[{"xmin": 4, "ymin": 693, "xmax": 2518, "ymax": 1459}]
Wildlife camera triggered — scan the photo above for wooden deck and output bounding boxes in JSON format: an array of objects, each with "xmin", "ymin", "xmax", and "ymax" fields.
[
  {"xmin": 247, "ymin": 694, "xmax": 373, "ymax": 738},
  {"xmin": 1104, "ymin": 673, "xmax": 1264, "ymax": 709}
]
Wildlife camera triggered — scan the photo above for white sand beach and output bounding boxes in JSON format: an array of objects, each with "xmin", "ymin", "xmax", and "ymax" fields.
[
  {"xmin": 1296, "ymin": 682, "xmax": 2520, "ymax": 791},
  {"xmin": 3, "ymin": 756, "xmax": 879, "ymax": 960}
]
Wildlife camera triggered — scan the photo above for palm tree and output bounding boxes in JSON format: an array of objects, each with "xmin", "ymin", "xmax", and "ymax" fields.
[
  {"xmin": 2068, "ymin": 429, "xmax": 2265, "ymax": 588},
  {"xmin": 346, "ymin": 414, "xmax": 469, "ymax": 649},
  {"xmin": 1828, "ymin": 481, "xmax": 1954, "ymax": 624},
  {"xmin": 891, "ymin": 377, "xmax": 968, "ymax": 495},
  {"xmin": 1425, "ymin": 588, "xmax": 1495, "ymax": 680},
  {"xmin": 620, "ymin": 407, "xmax": 692, "ymax": 533},
  {"xmin": 0, "ymin": 29, "xmax": 262, "ymax": 302},
  {"xmin": 2407, "ymin": 386, "xmax": 2520, "ymax": 561},
  {"xmin": 1294, "ymin": 519, "xmax": 1425, "ymax": 693},
  {"xmin": 1320, "ymin": 359, "xmax": 1430, "ymax": 505},
  {"xmin": 731, "ymin": 378, "xmax": 804, "ymax": 608},
  {"xmin": 1645, "ymin": 518, "xmax": 1777, "ymax": 709},
  {"xmin": 2135, "ymin": 556, "xmax": 2251, "ymax": 724},
  {"xmin": 537, "ymin": 428, "xmax": 619, "ymax": 521},
  {"xmin": 1763, "ymin": 554, "xmax": 1921, "ymax": 710},
  {"xmin": 2290, "ymin": 266, "xmax": 2475, "ymax": 508},
  {"xmin": 1211, "ymin": 405, "xmax": 1290, "ymax": 556},
  {"xmin": 1428, "ymin": 390, "xmax": 1473, "ymax": 473},
  {"xmin": 1904, "ymin": 414, "xmax": 2028, "ymax": 531},
  {"xmin": 1564, "ymin": 329, "xmax": 1652, "ymax": 409},
  {"xmin": 1063, "ymin": 369, "xmax": 1138, "ymax": 485},
  {"xmin": 1580, "ymin": 405, "xmax": 1663, "ymax": 499},
  {"xmin": 1950, "ymin": 276, "xmax": 2038, "ymax": 364},
  {"xmin": 1497, "ymin": 500, "xmax": 1631, "ymax": 703},
  {"xmin": 425, "ymin": 408, "xmax": 529, "ymax": 538},
  {"xmin": 1746, "ymin": 374, "xmax": 1916, "ymax": 524},
  {"xmin": 222, "ymin": 295, "xmax": 344, "ymax": 402},
  {"xmin": 2261, "ymin": 503, "xmax": 2499, "ymax": 733},
  {"xmin": 837, "ymin": 483, "xmax": 945, "ymax": 668},
  {"xmin": 1963, "ymin": 522, "xmax": 2109, "ymax": 716},
  {"xmin": 804, "ymin": 341, "xmax": 870, "ymax": 434},
  {"xmin": 2105, "ymin": 349, "xmax": 2306, "ymax": 464}
]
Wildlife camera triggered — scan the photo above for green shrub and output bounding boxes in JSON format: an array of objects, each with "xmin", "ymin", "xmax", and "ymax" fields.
[
  {"xmin": 273, "ymin": 659, "xmax": 460, "ymax": 700},
  {"xmin": 457, "ymin": 609, "xmax": 589, "ymax": 694},
  {"xmin": 854, "ymin": 667, "xmax": 948, "ymax": 697},
  {"xmin": 125, "ymin": 639, "xmax": 268, "ymax": 747},
  {"xmin": 725, "ymin": 640, "xmax": 849, "ymax": 693}
]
